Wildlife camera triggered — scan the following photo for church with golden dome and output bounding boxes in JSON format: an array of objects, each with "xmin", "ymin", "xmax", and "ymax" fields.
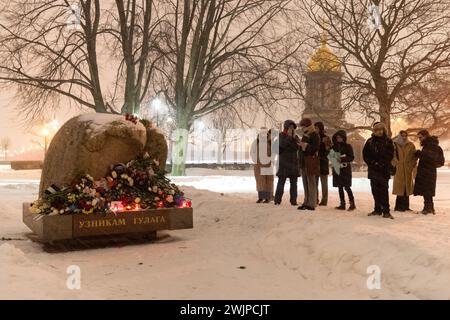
[{"xmin": 303, "ymin": 33, "xmax": 345, "ymax": 129}]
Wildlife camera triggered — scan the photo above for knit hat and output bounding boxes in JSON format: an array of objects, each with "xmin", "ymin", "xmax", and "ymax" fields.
[
  {"xmin": 299, "ymin": 118, "xmax": 313, "ymax": 128},
  {"xmin": 283, "ymin": 120, "xmax": 297, "ymax": 130},
  {"xmin": 372, "ymin": 122, "xmax": 387, "ymax": 133}
]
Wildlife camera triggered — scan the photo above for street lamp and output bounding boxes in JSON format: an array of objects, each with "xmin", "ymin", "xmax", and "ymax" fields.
[
  {"xmin": 151, "ymin": 97, "xmax": 162, "ymax": 127},
  {"xmin": 42, "ymin": 127, "xmax": 50, "ymax": 154},
  {"xmin": 196, "ymin": 120, "xmax": 205, "ymax": 163}
]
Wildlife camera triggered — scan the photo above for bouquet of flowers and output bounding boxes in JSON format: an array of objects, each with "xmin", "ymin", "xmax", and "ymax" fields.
[{"xmin": 30, "ymin": 153, "xmax": 190, "ymax": 216}]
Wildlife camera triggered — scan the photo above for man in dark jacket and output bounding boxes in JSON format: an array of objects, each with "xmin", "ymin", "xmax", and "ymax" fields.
[
  {"xmin": 363, "ymin": 122, "xmax": 395, "ymax": 219},
  {"xmin": 297, "ymin": 118, "xmax": 320, "ymax": 211},
  {"xmin": 274, "ymin": 120, "xmax": 300, "ymax": 205},
  {"xmin": 315, "ymin": 122, "xmax": 332, "ymax": 206},
  {"xmin": 414, "ymin": 129, "xmax": 445, "ymax": 215}
]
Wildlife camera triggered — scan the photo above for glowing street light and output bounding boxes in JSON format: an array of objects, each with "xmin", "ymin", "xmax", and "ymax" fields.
[{"xmin": 151, "ymin": 97, "xmax": 163, "ymax": 127}]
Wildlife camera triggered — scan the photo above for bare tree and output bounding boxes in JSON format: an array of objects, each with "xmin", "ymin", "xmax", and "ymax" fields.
[
  {"xmin": 299, "ymin": 0, "xmax": 450, "ymax": 134},
  {"xmin": 205, "ymin": 108, "xmax": 241, "ymax": 164},
  {"xmin": 0, "ymin": 0, "xmax": 164, "ymax": 118},
  {"xmin": 158, "ymin": 0, "xmax": 301, "ymax": 175},
  {"xmin": 399, "ymin": 72, "xmax": 450, "ymax": 136},
  {"xmin": 1, "ymin": 137, "xmax": 11, "ymax": 160}
]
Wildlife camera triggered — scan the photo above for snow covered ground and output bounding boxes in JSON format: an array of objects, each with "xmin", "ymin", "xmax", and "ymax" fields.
[{"xmin": 1, "ymin": 165, "xmax": 450, "ymax": 299}]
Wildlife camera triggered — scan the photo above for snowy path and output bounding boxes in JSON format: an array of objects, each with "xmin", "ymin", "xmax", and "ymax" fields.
[{"xmin": 1, "ymin": 168, "xmax": 450, "ymax": 299}]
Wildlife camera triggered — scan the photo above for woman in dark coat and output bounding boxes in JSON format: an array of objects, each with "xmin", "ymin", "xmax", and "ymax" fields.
[
  {"xmin": 413, "ymin": 129, "xmax": 445, "ymax": 215},
  {"xmin": 328, "ymin": 130, "xmax": 355, "ymax": 211},
  {"xmin": 274, "ymin": 120, "xmax": 300, "ymax": 205}
]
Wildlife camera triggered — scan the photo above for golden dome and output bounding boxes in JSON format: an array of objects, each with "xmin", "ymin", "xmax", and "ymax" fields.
[{"xmin": 307, "ymin": 34, "xmax": 341, "ymax": 72}]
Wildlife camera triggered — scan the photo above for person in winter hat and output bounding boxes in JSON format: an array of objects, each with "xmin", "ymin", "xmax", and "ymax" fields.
[
  {"xmin": 413, "ymin": 129, "xmax": 445, "ymax": 215},
  {"xmin": 328, "ymin": 130, "xmax": 356, "ymax": 211},
  {"xmin": 297, "ymin": 118, "xmax": 320, "ymax": 211},
  {"xmin": 251, "ymin": 128, "xmax": 274, "ymax": 203},
  {"xmin": 314, "ymin": 121, "xmax": 332, "ymax": 206},
  {"xmin": 363, "ymin": 122, "xmax": 395, "ymax": 219},
  {"xmin": 392, "ymin": 130, "xmax": 417, "ymax": 212},
  {"xmin": 274, "ymin": 120, "xmax": 300, "ymax": 205}
]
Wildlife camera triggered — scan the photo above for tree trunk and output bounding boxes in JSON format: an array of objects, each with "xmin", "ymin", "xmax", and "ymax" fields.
[
  {"xmin": 379, "ymin": 103, "xmax": 391, "ymax": 137},
  {"xmin": 171, "ymin": 118, "xmax": 190, "ymax": 176},
  {"xmin": 375, "ymin": 77, "xmax": 392, "ymax": 136}
]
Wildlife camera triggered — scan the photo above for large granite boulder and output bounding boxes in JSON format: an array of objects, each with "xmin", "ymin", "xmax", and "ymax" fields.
[
  {"xmin": 144, "ymin": 126, "xmax": 168, "ymax": 171},
  {"xmin": 39, "ymin": 114, "xmax": 147, "ymax": 197}
]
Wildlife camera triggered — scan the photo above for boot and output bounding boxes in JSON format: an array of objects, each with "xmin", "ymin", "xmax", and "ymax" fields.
[
  {"xmin": 368, "ymin": 211, "xmax": 382, "ymax": 216},
  {"xmin": 256, "ymin": 199, "xmax": 263, "ymax": 204},
  {"xmin": 348, "ymin": 200, "xmax": 356, "ymax": 211},
  {"xmin": 262, "ymin": 199, "xmax": 270, "ymax": 204},
  {"xmin": 335, "ymin": 203, "xmax": 346, "ymax": 210},
  {"xmin": 382, "ymin": 211, "xmax": 394, "ymax": 219}
]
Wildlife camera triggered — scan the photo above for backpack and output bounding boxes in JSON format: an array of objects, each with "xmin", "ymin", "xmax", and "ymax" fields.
[{"xmin": 434, "ymin": 147, "xmax": 445, "ymax": 168}]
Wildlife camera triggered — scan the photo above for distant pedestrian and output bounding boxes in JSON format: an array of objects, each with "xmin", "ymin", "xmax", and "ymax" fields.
[
  {"xmin": 251, "ymin": 128, "xmax": 274, "ymax": 203},
  {"xmin": 413, "ymin": 129, "xmax": 445, "ymax": 215},
  {"xmin": 363, "ymin": 122, "xmax": 395, "ymax": 219},
  {"xmin": 328, "ymin": 130, "xmax": 356, "ymax": 211},
  {"xmin": 315, "ymin": 122, "xmax": 332, "ymax": 206},
  {"xmin": 297, "ymin": 118, "xmax": 320, "ymax": 211},
  {"xmin": 274, "ymin": 120, "xmax": 300, "ymax": 206},
  {"xmin": 392, "ymin": 130, "xmax": 417, "ymax": 212}
]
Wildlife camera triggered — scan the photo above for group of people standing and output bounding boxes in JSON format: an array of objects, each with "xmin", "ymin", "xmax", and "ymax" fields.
[{"xmin": 252, "ymin": 118, "xmax": 445, "ymax": 219}]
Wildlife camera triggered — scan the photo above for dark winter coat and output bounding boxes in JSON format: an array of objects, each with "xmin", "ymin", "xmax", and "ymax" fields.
[
  {"xmin": 298, "ymin": 126, "xmax": 320, "ymax": 176},
  {"xmin": 329, "ymin": 131, "xmax": 354, "ymax": 188},
  {"xmin": 276, "ymin": 132, "xmax": 300, "ymax": 177},
  {"xmin": 318, "ymin": 133, "xmax": 332, "ymax": 175},
  {"xmin": 363, "ymin": 134, "xmax": 395, "ymax": 180},
  {"xmin": 413, "ymin": 136, "xmax": 445, "ymax": 197}
]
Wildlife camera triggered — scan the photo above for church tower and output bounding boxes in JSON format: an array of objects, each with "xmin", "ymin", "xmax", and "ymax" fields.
[{"xmin": 303, "ymin": 33, "xmax": 344, "ymax": 129}]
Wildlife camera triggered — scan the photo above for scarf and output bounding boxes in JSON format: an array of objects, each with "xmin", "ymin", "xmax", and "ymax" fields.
[
  {"xmin": 394, "ymin": 134, "xmax": 409, "ymax": 147},
  {"xmin": 302, "ymin": 124, "xmax": 315, "ymax": 135}
]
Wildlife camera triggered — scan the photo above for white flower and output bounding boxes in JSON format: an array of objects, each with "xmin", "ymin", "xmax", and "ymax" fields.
[
  {"xmin": 152, "ymin": 186, "xmax": 158, "ymax": 193},
  {"xmin": 112, "ymin": 171, "xmax": 118, "ymax": 178},
  {"xmin": 166, "ymin": 195, "xmax": 174, "ymax": 203},
  {"xmin": 52, "ymin": 209, "xmax": 59, "ymax": 215},
  {"xmin": 128, "ymin": 177, "xmax": 134, "ymax": 186},
  {"xmin": 92, "ymin": 198, "xmax": 98, "ymax": 206}
]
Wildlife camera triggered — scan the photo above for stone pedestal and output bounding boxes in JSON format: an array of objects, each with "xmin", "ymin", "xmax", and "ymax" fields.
[{"xmin": 23, "ymin": 203, "xmax": 193, "ymax": 242}]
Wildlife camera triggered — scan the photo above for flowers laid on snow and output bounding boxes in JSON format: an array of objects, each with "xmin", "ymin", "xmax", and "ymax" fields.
[{"xmin": 30, "ymin": 153, "xmax": 190, "ymax": 216}]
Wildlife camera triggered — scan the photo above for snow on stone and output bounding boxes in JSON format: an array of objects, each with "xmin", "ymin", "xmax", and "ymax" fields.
[{"xmin": 77, "ymin": 113, "xmax": 146, "ymax": 140}]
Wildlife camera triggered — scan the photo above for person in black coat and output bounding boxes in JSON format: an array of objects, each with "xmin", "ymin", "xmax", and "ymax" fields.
[
  {"xmin": 363, "ymin": 122, "xmax": 395, "ymax": 219},
  {"xmin": 328, "ymin": 130, "xmax": 355, "ymax": 211},
  {"xmin": 274, "ymin": 120, "xmax": 300, "ymax": 205},
  {"xmin": 297, "ymin": 118, "xmax": 321, "ymax": 211},
  {"xmin": 413, "ymin": 129, "xmax": 445, "ymax": 215},
  {"xmin": 315, "ymin": 122, "xmax": 332, "ymax": 206}
]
